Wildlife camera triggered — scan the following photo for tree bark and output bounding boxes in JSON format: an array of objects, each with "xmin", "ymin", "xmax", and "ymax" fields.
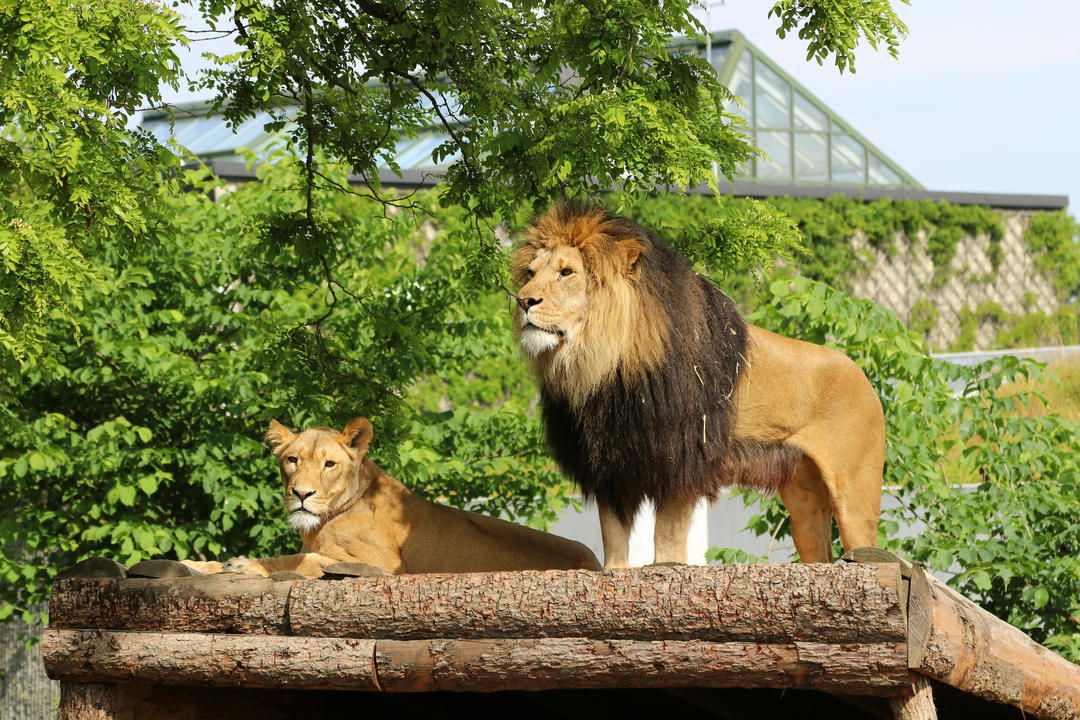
[
  {"xmin": 907, "ymin": 564, "xmax": 1080, "ymax": 720},
  {"xmin": 49, "ymin": 575, "xmax": 290, "ymax": 634},
  {"xmin": 43, "ymin": 630, "xmax": 378, "ymax": 691},
  {"xmin": 42, "ymin": 629, "xmax": 908, "ymax": 696},
  {"xmin": 288, "ymin": 564, "xmax": 906, "ymax": 642}
]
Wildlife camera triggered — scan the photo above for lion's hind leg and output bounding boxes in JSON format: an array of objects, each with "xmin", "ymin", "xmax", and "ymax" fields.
[
  {"xmin": 826, "ymin": 447, "xmax": 884, "ymax": 554},
  {"xmin": 779, "ymin": 458, "xmax": 834, "ymax": 563}
]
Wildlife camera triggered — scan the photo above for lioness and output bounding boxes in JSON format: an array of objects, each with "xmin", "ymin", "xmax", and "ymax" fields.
[{"xmin": 224, "ymin": 417, "xmax": 601, "ymax": 577}]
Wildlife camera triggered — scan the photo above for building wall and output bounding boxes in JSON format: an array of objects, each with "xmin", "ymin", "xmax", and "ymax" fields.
[{"xmin": 849, "ymin": 210, "xmax": 1060, "ymax": 350}]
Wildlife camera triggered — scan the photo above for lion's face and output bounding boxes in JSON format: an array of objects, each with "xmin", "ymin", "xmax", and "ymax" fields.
[
  {"xmin": 514, "ymin": 244, "xmax": 589, "ymax": 356},
  {"xmin": 512, "ymin": 206, "xmax": 665, "ymax": 403},
  {"xmin": 264, "ymin": 418, "xmax": 375, "ymax": 534}
]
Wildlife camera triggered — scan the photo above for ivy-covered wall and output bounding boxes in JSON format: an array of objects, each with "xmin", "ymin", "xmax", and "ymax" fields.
[{"xmin": 621, "ymin": 194, "xmax": 1079, "ymax": 351}]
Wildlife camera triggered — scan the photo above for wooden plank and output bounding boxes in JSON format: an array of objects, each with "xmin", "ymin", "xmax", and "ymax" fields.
[
  {"xmin": 48, "ymin": 575, "xmax": 291, "ymax": 634},
  {"xmin": 290, "ymin": 564, "xmax": 907, "ymax": 643},
  {"xmin": 907, "ymin": 564, "xmax": 1080, "ymax": 720},
  {"xmin": 43, "ymin": 630, "xmax": 378, "ymax": 691},
  {"xmin": 373, "ymin": 637, "xmax": 910, "ymax": 694}
]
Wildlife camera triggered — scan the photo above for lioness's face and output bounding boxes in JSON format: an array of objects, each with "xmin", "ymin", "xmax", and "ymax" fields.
[
  {"xmin": 265, "ymin": 418, "xmax": 374, "ymax": 533},
  {"xmin": 514, "ymin": 245, "xmax": 588, "ymax": 356}
]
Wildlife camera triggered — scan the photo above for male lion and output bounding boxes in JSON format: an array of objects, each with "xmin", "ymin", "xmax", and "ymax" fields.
[
  {"xmin": 513, "ymin": 205, "xmax": 885, "ymax": 568},
  {"xmin": 225, "ymin": 417, "xmax": 601, "ymax": 577}
]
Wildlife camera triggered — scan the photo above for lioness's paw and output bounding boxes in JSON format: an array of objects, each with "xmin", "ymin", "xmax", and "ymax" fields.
[{"xmin": 222, "ymin": 556, "xmax": 270, "ymax": 577}]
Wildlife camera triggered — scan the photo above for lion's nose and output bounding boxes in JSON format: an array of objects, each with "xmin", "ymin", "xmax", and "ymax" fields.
[
  {"xmin": 516, "ymin": 295, "xmax": 542, "ymax": 311},
  {"xmin": 293, "ymin": 488, "xmax": 317, "ymax": 502}
]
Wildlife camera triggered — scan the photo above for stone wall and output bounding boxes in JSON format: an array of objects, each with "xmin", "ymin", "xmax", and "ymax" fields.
[
  {"xmin": 849, "ymin": 210, "xmax": 1060, "ymax": 351},
  {"xmin": 1, "ymin": 614, "xmax": 59, "ymax": 720}
]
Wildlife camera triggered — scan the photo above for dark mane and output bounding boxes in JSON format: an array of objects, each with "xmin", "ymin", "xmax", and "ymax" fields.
[{"xmin": 538, "ymin": 208, "xmax": 800, "ymax": 522}]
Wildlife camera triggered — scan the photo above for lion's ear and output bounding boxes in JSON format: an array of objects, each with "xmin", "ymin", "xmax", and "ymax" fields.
[
  {"xmin": 340, "ymin": 417, "xmax": 374, "ymax": 456},
  {"xmin": 265, "ymin": 419, "xmax": 296, "ymax": 455},
  {"xmin": 616, "ymin": 237, "xmax": 643, "ymax": 275}
]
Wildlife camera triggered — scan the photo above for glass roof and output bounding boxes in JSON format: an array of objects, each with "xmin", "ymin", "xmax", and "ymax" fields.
[
  {"xmin": 700, "ymin": 30, "xmax": 922, "ymax": 189},
  {"xmin": 142, "ymin": 30, "xmax": 919, "ymax": 190}
]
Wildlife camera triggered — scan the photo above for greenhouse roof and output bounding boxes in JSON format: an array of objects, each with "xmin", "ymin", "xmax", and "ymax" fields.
[
  {"xmin": 693, "ymin": 30, "xmax": 922, "ymax": 190},
  {"xmin": 139, "ymin": 31, "xmax": 1066, "ymax": 209}
]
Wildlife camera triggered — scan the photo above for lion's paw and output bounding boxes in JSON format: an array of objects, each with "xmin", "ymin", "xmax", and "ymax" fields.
[{"xmin": 222, "ymin": 556, "xmax": 270, "ymax": 577}]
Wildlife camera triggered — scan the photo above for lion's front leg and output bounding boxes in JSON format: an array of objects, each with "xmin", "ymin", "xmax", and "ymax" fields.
[
  {"xmin": 597, "ymin": 502, "xmax": 632, "ymax": 569},
  {"xmin": 653, "ymin": 496, "xmax": 697, "ymax": 565}
]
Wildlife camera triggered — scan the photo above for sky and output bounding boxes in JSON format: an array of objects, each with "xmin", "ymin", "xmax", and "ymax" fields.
[
  {"xmin": 164, "ymin": 0, "xmax": 1080, "ymax": 211},
  {"xmin": 695, "ymin": 0, "xmax": 1080, "ymax": 208}
]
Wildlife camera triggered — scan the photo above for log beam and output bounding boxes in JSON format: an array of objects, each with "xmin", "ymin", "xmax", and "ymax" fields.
[
  {"xmin": 49, "ymin": 574, "xmax": 290, "ymax": 634},
  {"xmin": 42, "ymin": 629, "xmax": 909, "ymax": 695},
  {"xmin": 43, "ymin": 630, "xmax": 379, "ymax": 691},
  {"xmin": 907, "ymin": 564, "xmax": 1080, "ymax": 720},
  {"xmin": 50, "ymin": 565, "xmax": 907, "ymax": 644}
]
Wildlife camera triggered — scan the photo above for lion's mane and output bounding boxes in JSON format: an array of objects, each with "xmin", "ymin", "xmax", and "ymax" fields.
[{"xmin": 518, "ymin": 205, "xmax": 801, "ymax": 523}]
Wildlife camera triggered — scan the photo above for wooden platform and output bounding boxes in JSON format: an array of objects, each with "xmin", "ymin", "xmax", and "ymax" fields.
[{"xmin": 42, "ymin": 558, "xmax": 1080, "ymax": 720}]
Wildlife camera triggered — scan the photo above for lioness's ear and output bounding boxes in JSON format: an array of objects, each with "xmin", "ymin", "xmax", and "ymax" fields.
[
  {"xmin": 265, "ymin": 419, "xmax": 296, "ymax": 455},
  {"xmin": 340, "ymin": 417, "xmax": 374, "ymax": 456}
]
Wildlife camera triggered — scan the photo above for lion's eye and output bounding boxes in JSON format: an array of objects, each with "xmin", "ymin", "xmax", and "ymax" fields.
[
  {"xmin": 559, "ymin": 267, "xmax": 574, "ymax": 277},
  {"xmin": 524, "ymin": 268, "xmax": 536, "ymax": 279},
  {"xmin": 286, "ymin": 456, "xmax": 297, "ymax": 464},
  {"xmin": 324, "ymin": 460, "xmax": 336, "ymax": 469}
]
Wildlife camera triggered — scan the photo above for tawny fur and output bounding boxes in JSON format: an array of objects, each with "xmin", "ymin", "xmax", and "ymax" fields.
[
  {"xmin": 219, "ymin": 417, "xmax": 601, "ymax": 578},
  {"xmin": 513, "ymin": 204, "xmax": 885, "ymax": 567}
]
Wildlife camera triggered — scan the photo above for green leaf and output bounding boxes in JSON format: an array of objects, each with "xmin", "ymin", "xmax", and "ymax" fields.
[{"xmin": 117, "ymin": 485, "xmax": 137, "ymax": 507}]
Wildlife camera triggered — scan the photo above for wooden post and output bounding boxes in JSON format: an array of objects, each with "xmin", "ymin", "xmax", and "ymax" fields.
[
  {"xmin": 889, "ymin": 674, "xmax": 937, "ymax": 720},
  {"xmin": 58, "ymin": 682, "xmax": 117, "ymax": 720}
]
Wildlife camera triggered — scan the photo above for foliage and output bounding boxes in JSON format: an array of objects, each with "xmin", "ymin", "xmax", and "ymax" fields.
[
  {"xmin": 0, "ymin": 0, "xmax": 185, "ymax": 365},
  {"xmin": 715, "ymin": 276, "xmax": 1080, "ymax": 660},
  {"xmin": 0, "ymin": 158, "xmax": 570, "ymax": 622},
  {"xmin": 193, "ymin": 0, "xmax": 754, "ymax": 238},
  {"xmin": 950, "ymin": 302, "xmax": 1080, "ymax": 351},
  {"xmin": 769, "ymin": 0, "xmax": 908, "ymax": 73},
  {"xmin": 1001, "ymin": 359, "xmax": 1080, "ymax": 423},
  {"xmin": 1024, "ymin": 210, "xmax": 1080, "ymax": 301}
]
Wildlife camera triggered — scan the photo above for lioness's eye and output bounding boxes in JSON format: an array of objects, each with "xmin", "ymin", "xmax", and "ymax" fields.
[
  {"xmin": 324, "ymin": 460, "xmax": 336, "ymax": 468},
  {"xmin": 559, "ymin": 267, "xmax": 574, "ymax": 277},
  {"xmin": 286, "ymin": 456, "xmax": 297, "ymax": 464}
]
